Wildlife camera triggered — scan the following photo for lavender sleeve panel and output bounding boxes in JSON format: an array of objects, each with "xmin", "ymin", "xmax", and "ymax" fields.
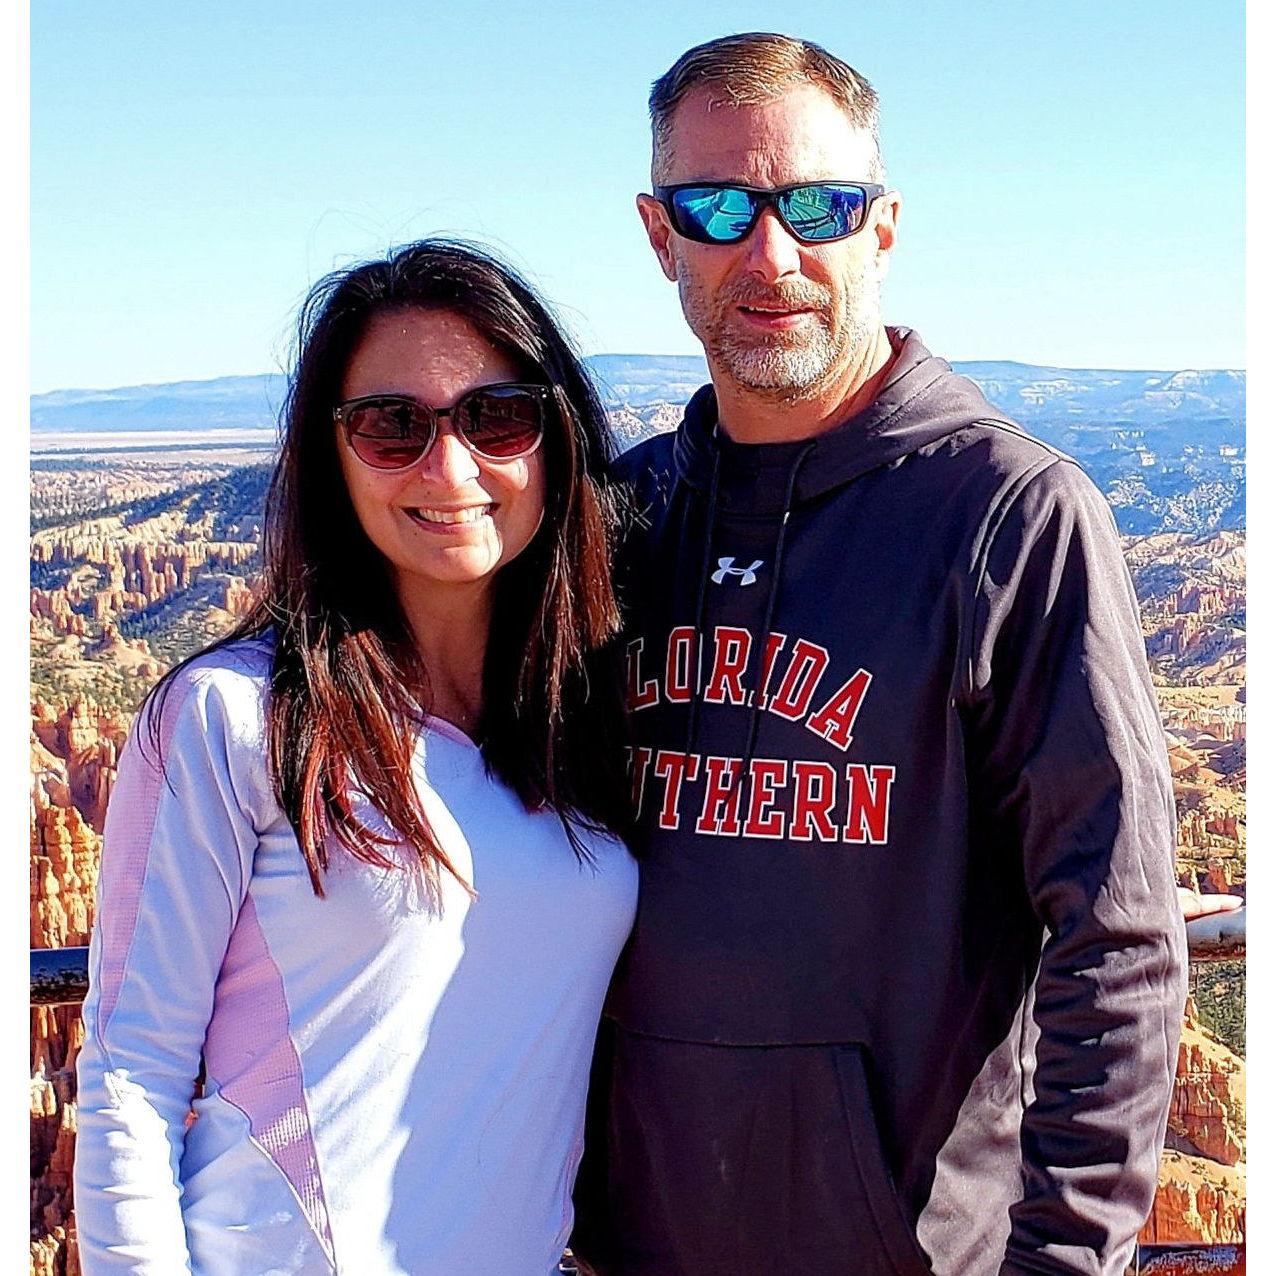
[
  {"xmin": 202, "ymin": 893, "xmax": 335, "ymax": 1261},
  {"xmin": 75, "ymin": 657, "xmax": 271, "ymax": 1274}
]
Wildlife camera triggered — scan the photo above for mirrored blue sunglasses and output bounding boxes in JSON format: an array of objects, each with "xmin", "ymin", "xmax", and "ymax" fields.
[{"xmin": 653, "ymin": 181, "xmax": 885, "ymax": 246}]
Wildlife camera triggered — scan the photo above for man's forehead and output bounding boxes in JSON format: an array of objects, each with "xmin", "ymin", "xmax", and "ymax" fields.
[{"xmin": 659, "ymin": 84, "xmax": 875, "ymax": 183}]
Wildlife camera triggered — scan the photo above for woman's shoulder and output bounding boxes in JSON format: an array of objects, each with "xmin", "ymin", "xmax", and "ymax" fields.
[
  {"xmin": 182, "ymin": 633, "xmax": 275, "ymax": 684},
  {"xmin": 139, "ymin": 634, "xmax": 276, "ymax": 752},
  {"xmin": 172, "ymin": 632, "xmax": 273, "ymax": 685}
]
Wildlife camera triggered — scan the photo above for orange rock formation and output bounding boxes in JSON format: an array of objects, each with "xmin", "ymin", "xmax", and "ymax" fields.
[
  {"xmin": 31, "ymin": 1005, "xmax": 84, "ymax": 1276},
  {"xmin": 1139, "ymin": 999, "xmax": 1246, "ymax": 1246}
]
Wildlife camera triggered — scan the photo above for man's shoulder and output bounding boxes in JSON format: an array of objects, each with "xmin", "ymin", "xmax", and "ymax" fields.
[
  {"xmin": 610, "ymin": 432, "xmax": 683, "ymax": 525},
  {"xmin": 941, "ymin": 413, "xmax": 1072, "ymax": 476},
  {"xmin": 610, "ymin": 431, "xmax": 678, "ymax": 484},
  {"xmin": 913, "ymin": 412, "xmax": 1097, "ymax": 515}
]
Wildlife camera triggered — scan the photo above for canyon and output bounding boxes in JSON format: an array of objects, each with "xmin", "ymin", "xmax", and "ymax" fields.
[{"xmin": 29, "ymin": 426, "xmax": 1246, "ymax": 1272}]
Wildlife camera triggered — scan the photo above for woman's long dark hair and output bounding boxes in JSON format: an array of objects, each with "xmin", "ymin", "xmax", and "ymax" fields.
[{"xmin": 148, "ymin": 239, "xmax": 634, "ymax": 897}]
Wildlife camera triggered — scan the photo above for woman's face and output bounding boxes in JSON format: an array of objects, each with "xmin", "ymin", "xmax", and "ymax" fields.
[{"xmin": 337, "ymin": 308, "xmax": 547, "ymax": 608}]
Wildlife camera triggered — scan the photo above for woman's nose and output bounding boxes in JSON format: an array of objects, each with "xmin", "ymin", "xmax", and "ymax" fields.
[{"xmin": 418, "ymin": 421, "xmax": 481, "ymax": 483}]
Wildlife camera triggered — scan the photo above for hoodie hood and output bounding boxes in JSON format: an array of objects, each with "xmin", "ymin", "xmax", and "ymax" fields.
[{"xmin": 671, "ymin": 327, "xmax": 1013, "ymax": 516}]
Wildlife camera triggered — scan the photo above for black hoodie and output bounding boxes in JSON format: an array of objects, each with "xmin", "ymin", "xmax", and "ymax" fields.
[{"xmin": 572, "ymin": 330, "xmax": 1187, "ymax": 1276}]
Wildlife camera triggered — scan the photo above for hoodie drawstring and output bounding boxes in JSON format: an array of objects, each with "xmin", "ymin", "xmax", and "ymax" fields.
[
  {"xmin": 682, "ymin": 432, "xmax": 723, "ymax": 760},
  {"xmin": 735, "ymin": 441, "xmax": 817, "ymax": 801}
]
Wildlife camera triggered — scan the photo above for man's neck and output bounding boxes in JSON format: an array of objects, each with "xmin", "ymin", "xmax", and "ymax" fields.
[{"xmin": 713, "ymin": 325, "xmax": 897, "ymax": 445}]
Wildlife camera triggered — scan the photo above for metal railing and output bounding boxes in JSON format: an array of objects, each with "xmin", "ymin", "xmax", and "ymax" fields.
[
  {"xmin": 1133, "ymin": 1246, "xmax": 1244, "ymax": 1274},
  {"xmin": 31, "ymin": 911, "xmax": 1245, "ymax": 1007},
  {"xmin": 31, "ymin": 945, "xmax": 90, "ymax": 1006},
  {"xmin": 1183, "ymin": 907, "xmax": 1246, "ymax": 962}
]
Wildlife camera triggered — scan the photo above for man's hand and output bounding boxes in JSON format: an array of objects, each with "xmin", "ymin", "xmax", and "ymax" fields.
[{"xmin": 1178, "ymin": 887, "xmax": 1243, "ymax": 921}]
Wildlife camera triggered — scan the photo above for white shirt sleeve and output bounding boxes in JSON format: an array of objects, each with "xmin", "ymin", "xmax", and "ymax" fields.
[{"xmin": 74, "ymin": 655, "xmax": 272, "ymax": 1273}]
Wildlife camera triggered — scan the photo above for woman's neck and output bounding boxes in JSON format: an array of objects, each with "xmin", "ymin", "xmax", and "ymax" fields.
[{"xmin": 396, "ymin": 581, "xmax": 493, "ymax": 738}]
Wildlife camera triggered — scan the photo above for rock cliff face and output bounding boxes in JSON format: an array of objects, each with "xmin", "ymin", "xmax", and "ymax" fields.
[
  {"xmin": 1130, "ymin": 531, "xmax": 1245, "ymax": 687},
  {"xmin": 32, "ymin": 537, "xmax": 258, "ymax": 627},
  {"xmin": 30, "ymin": 1229, "xmax": 79, "ymax": 1276},
  {"xmin": 30, "ymin": 1005, "xmax": 83, "ymax": 1276},
  {"xmin": 32, "ymin": 696, "xmax": 128, "ymax": 835},
  {"xmin": 1139, "ymin": 1000, "xmax": 1246, "ymax": 1246},
  {"xmin": 221, "ymin": 573, "xmax": 256, "ymax": 618},
  {"xmin": 30, "ymin": 694, "xmax": 131, "ymax": 1275},
  {"xmin": 1142, "ymin": 1153, "xmax": 1246, "ymax": 1249},
  {"xmin": 1169, "ymin": 1001, "xmax": 1245, "ymax": 1166}
]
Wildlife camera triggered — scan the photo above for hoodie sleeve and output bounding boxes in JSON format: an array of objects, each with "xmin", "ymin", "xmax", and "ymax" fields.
[
  {"xmin": 965, "ymin": 459, "xmax": 1188, "ymax": 1276},
  {"xmin": 74, "ymin": 660, "xmax": 268, "ymax": 1273}
]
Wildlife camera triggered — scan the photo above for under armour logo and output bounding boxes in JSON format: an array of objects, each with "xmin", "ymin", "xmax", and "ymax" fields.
[{"xmin": 711, "ymin": 556, "xmax": 764, "ymax": 586}]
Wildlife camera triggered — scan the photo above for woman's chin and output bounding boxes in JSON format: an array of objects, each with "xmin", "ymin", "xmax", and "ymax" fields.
[{"xmin": 393, "ymin": 547, "xmax": 507, "ymax": 595}]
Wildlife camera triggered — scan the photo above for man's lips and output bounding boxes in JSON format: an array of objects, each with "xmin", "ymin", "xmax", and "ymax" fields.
[{"xmin": 735, "ymin": 303, "xmax": 814, "ymax": 329}]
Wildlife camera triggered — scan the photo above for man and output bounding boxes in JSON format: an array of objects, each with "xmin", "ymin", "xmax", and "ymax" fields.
[{"xmin": 572, "ymin": 32, "xmax": 1188, "ymax": 1276}]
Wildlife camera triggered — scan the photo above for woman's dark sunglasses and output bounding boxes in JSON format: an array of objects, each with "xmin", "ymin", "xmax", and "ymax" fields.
[
  {"xmin": 653, "ymin": 181, "xmax": 885, "ymax": 246},
  {"xmin": 334, "ymin": 382, "xmax": 549, "ymax": 470}
]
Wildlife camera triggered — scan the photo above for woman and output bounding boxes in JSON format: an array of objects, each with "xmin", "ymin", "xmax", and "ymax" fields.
[{"xmin": 74, "ymin": 240, "xmax": 639, "ymax": 1274}]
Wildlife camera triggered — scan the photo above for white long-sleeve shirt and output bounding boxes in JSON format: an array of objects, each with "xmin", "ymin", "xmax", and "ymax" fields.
[{"xmin": 74, "ymin": 639, "xmax": 638, "ymax": 1275}]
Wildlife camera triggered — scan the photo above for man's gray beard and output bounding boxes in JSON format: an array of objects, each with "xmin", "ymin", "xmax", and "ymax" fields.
[
  {"xmin": 719, "ymin": 321, "xmax": 839, "ymax": 394},
  {"xmin": 680, "ymin": 274, "xmax": 879, "ymax": 400}
]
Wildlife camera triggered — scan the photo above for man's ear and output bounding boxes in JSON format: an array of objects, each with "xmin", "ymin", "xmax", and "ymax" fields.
[
  {"xmin": 873, "ymin": 190, "xmax": 902, "ymax": 277},
  {"xmin": 637, "ymin": 194, "xmax": 679, "ymax": 281}
]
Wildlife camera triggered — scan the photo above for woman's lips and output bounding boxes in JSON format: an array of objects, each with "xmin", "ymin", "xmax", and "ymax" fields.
[{"xmin": 403, "ymin": 504, "xmax": 495, "ymax": 533}]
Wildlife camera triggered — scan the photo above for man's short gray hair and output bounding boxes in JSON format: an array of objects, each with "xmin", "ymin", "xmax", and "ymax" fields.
[{"xmin": 649, "ymin": 32, "xmax": 884, "ymax": 184}]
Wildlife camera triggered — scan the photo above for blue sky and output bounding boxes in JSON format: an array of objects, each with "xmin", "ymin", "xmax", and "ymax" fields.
[{"xmin": 30, "ymin": 0, "xmax": 1244, "ymax": 392}]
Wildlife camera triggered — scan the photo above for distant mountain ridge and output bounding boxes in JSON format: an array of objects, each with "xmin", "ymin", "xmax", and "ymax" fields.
[
  {"xmin": 31, "ymin": 355, "xmax": 1245, "ymax": 432},
  {"xmin": 31, "ymin": 375, "xmax": 292, "ymax": 433}
]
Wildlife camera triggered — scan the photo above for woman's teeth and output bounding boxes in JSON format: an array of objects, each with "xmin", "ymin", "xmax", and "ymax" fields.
[{"xmin": 409, "ymin": 505, "xmax": 491, "ymax": 525}]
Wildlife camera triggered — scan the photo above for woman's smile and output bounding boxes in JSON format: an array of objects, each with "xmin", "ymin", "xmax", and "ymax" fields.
[{"xmin": 403, "ymin": 502, "xmax": 496, "ymax": 529}]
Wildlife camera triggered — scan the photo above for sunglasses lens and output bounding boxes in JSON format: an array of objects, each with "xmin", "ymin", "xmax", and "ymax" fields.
[
  {"xmin": 345, "ymin": 399, "xmax": 432, "ymax": 469},
  {"xmin": 778, "ymin": 185, "xmax": 866, "ymax": 242},
  {"xmin": 461, "ymin": 386, "xmax": 545, "ymax": 458},
  {"xmin": 670, "ymin": 187, "xmax": 757, "ymax": 243}
]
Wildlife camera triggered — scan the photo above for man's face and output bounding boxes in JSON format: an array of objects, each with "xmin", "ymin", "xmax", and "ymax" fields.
[{"xmin": 638, "ymin": 84, "xmax": 899, "ymax": 397}]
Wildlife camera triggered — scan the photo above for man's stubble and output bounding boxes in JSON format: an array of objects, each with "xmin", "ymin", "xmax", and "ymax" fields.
[{"xmin": 676, "ymin": 256, "xmax": 880, "ymax": 402}]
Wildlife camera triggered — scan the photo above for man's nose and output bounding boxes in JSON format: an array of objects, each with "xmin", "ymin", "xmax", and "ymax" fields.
[
  {"xmin": 419, "ymin": 422, "xmax": 482, "ymax": 483},
  {"xmin": 742, "ymin": 207, "xmax": 801, "ymax": 280}
]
